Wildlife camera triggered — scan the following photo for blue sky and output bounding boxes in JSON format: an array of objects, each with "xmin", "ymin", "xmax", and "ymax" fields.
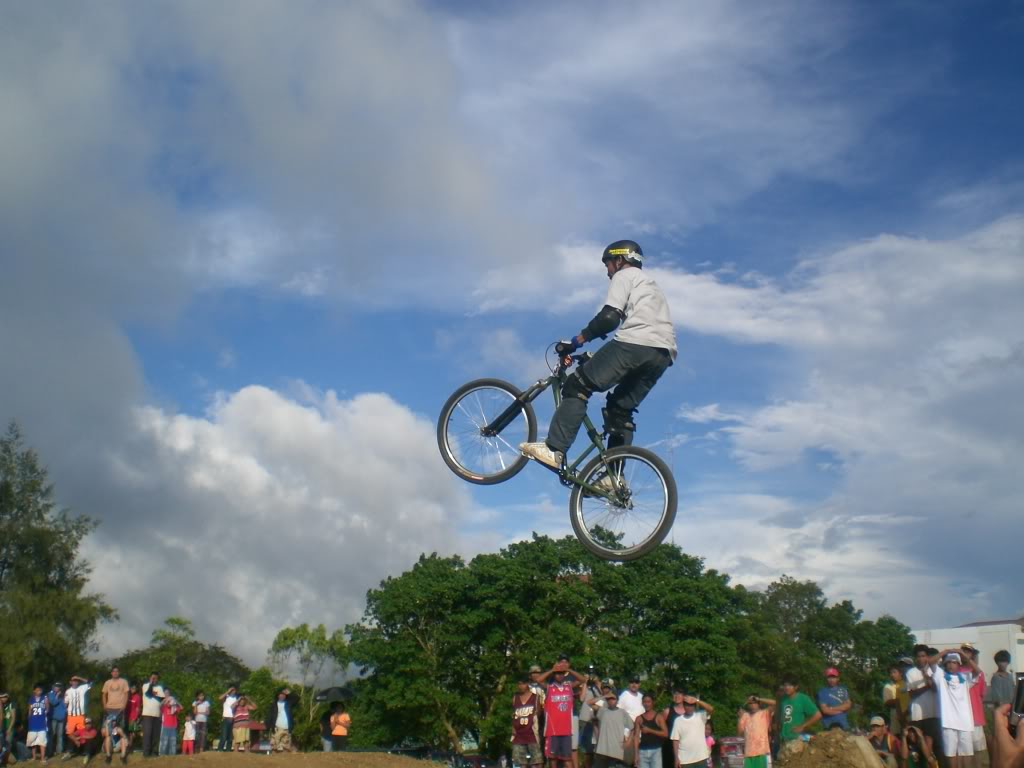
[{"xmin": 1, "ymin": 0, "xmax": 1022, "ymax": 664}]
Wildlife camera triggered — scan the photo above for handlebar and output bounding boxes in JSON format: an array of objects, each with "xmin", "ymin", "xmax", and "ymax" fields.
[
  {"xmin": 545, "ymin": 342, "xmax": 592, "ymax": 374},
  {"xmin": 556, "ymin": 351, "xmax": 592, "ymax": 372}
]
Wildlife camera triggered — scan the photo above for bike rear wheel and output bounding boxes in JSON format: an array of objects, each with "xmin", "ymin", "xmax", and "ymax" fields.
[
  {"xmin": 437, "ymin": 378, "xmax": 537, "ymax": 485},
  {"xmin": 569, "ymin": 446, "xmax": 677, "ymax": 561}
]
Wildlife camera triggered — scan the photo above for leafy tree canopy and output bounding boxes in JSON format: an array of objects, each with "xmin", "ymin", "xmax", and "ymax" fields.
[
  {"xmin": 343, "ymin": 538, "xmax": 914, "ymax": 755},
  {"xmin": 0, "ymin": 421, "xmax": 115, "ymax": 699},
  {"xmin": 268, "ymin": 623, "xmax": 348, "ymax": 749}
]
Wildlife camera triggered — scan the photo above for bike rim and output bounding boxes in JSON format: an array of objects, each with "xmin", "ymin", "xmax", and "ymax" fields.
[
  {"xmin": 443, "ymin": 386, "xmax": 530, "ymax": 479},
  {"xmin": 575, "ymin": 453, "xmax": 670, "ymax": 555}
]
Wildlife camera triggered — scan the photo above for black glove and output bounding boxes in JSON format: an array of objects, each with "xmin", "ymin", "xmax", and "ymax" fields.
[{"xmin": 555, "ymin": 338, "xmax": 580, "ymax": 356}]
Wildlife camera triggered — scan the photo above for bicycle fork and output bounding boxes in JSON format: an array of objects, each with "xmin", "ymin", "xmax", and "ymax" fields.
[{"xmin": 480, "ymin": 379, "xmax": 549, "ymax": 437}]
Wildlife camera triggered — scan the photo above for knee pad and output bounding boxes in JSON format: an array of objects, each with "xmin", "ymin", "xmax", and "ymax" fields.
[{"xmin": 562, "ymin": 372, "xmax": 593, "ymax": 402}]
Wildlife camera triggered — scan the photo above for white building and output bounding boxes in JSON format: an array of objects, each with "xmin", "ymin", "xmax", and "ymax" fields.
[{"xmin": 912, "ymin": 617, "xmax": 1024, "ymax": 679}]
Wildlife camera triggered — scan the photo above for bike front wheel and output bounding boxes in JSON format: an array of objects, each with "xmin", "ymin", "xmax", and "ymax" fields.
[
  {"xmin": 437, "ymin": 378, "xmax": 537, "ymax": 485},
  {"xmin": 569, "ymin": 446, "xmax": 677, "ymax": 561}
]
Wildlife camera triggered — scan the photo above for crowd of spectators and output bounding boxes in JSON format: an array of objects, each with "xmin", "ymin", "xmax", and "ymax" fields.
[
  {"xmin": 0, "ymin": 667, "xmax": 350, "ymax": 765},
  {"xmin": 510, "ymin": 648, "xmax": 1021, "ymax": 768},
  {"xmin": 2, "ymin": 648, "xmax": 1019, "ymax": 768}
]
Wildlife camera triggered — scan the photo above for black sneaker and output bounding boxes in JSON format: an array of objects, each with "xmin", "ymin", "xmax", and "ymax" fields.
[
  {"xmin": 105, "ymin": 758, "xmax": 112, "ymax": 765},
  {"xmin": 120, "ymin": 757, "xmax": 127, "ymax": 765}
]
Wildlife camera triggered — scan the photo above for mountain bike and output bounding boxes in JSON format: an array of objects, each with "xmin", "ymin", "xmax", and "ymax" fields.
[{"xmin": 437, "ymin": 348, "xmax": 677, "ymax": 561}]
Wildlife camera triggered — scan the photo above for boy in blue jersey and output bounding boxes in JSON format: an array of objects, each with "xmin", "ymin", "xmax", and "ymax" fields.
[{"xmin": 27, "ymin": 684, "xmax": 51, "ymax": 762}]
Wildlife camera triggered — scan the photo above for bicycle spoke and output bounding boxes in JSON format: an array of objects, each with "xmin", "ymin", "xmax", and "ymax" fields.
[
  {"xmin": 441, "ymin": 382, "xmax": 533, "ymax": 482},
  {"xmin": 574, "ymin": 450, "xmax": 670, "ymax": 555},
  {"xmin": 455, "ymin": 401, "xmax": 485, "ymax": 430}
]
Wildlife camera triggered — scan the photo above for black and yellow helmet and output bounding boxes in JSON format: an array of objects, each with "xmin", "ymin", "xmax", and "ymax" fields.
[{"xmin": 602, "ymin": 239, "xmax": 644, "ymax": 267}]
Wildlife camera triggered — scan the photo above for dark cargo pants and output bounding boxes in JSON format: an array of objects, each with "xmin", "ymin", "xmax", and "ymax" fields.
[{"xmin": 547, "ymin": 340, "xmax": 671, "ymax": 454}]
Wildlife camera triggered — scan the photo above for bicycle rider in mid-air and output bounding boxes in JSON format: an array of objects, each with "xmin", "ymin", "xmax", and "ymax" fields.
[{"xmin": 519, "ymin": 239, "xmax": 677, "ymax": 472}]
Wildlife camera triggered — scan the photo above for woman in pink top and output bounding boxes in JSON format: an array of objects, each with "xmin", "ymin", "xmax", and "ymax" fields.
[{"xmin": 737, "ymin": 695, "xmax": 776, "ymax": 768}]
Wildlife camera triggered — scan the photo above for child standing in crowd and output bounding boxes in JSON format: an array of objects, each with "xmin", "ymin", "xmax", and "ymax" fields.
[
  {"xmin": 125, "ymin": 685, "xmax": 141, "ymax": 749},
  {"xmin": 704, "ymin": 721, "xmax": 716, "ymax": 768},
  {"xmin": 159, "ymin": 689, "xmax": 181, "ymax": 756},
  {"xmin": 182, "ymin": 715, "xmax": 196, "ymax": 756},
  {"xmin": 232, "ymin": 696, "xmax": 253, "ymax": 752},
  {"xmin": 26, "ymin": 684, "xmax": 49, "ymax": 764},
  {"xmin": 191, "ymin": 691, "xmax": 210, "ymax": 753}
]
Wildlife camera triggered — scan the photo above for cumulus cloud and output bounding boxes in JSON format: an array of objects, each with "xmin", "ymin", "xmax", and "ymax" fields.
[
  {"xmin": 1, "ymin": 0, "xmax": 1019, "ymax": 659},
  {"xmin": 677, "ymin": 404, "xmax": 744, "ymax": 424},
  {"xmin": 461, "ymin": 214, "xmax": 1021, "ymax": 627},
  {"xmin": 663, "ymin": 216, "xmax": 1024, "ymax": 627},
  {"xmin": 89, "ymin": 385, "xmax": 482, "ymax": 662},
  {"xmin": 449, "ymin": 0, "xmax": 897, "ymax": 239}
]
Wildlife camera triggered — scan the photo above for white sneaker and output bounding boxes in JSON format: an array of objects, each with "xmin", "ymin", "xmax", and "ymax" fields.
[
  {"xmin": 519, "ymin": 442, "xmax": 564, "ymax": 469},
  {"xmin": 585, "ymin": 473, "xmax": 621, "ymax": 497}
]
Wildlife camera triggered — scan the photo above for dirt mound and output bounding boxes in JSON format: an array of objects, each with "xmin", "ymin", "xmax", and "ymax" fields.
[
  {"xmin": 141, "ymin": 752, "xmax": 437, "ymax": 768},
  {"xmin": 777, "ymin": 729, "xmax": 882, "ymax": 768}
]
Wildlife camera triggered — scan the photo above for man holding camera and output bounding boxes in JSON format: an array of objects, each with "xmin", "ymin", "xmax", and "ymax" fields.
[
  {"xmin": 991, "ymin": 701, "xmax": 1024, "ymax": 768},
  {"xmin": 139, "ymin": 673, "xmax": 164, "ymax": 758}
]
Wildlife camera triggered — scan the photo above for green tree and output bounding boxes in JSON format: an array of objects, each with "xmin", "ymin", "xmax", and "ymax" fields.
[
  {"xmin": 268, "ymin": 623, "xmax": 348, "ymax": 749},
  {"xmin": 346, "ymin": 535, "xmax": 750, "ymax": 755},
  {"xmin": 0, "ymin": 421, "xmax": 115, "ymax": 700},
  {"xmin": 112, "ymin": 617, "xmax": 251, "ymax": 746},
  {"xmin": 737, "ymin": 576, "xmax": 914, "ymax": 727}
]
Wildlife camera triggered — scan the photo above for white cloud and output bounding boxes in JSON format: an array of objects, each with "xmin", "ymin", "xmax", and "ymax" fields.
[
  {"xmin": 449, "ymin": 0, "xmax": 887, "ymax": 238},
  {"xmin": 88, "ymin": 385, "xmax": 479, "ymax": 664},
  {"xmin": 671, "ymin": 216, "xmax": 1024, "ymax": 626},
  {"xmin": 677, "ymin": 403, "xmax": 745, "ymax": 424},
  {"xmin": 1, "ymin": 0, "xmax": 1020, "ymax": 648}
]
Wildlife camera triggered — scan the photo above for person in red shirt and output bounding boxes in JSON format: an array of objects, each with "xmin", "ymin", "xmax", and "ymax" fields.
[
  {"xmin": 537, "ymin": 659, "xmax": 588, "ymax": 768},
  {"xmin": 125, "ymin": 686, "xmax": 142, "ymax": 750},
  {"xmin": 67, "ymin": 717, "xmax": 99, "ymax": 764},
  {"xmin": 959, "ymin": 644, "xmax": 988, "ymax": 765},
  {"xmin": 159, "ymin": 692, "xmax": 181, "ymax": 756}
]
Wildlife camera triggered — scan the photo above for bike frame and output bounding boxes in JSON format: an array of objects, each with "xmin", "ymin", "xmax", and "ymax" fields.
[{"xmin": 482, "ymin": 355, "xmax": 613, "ymax": 495}]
